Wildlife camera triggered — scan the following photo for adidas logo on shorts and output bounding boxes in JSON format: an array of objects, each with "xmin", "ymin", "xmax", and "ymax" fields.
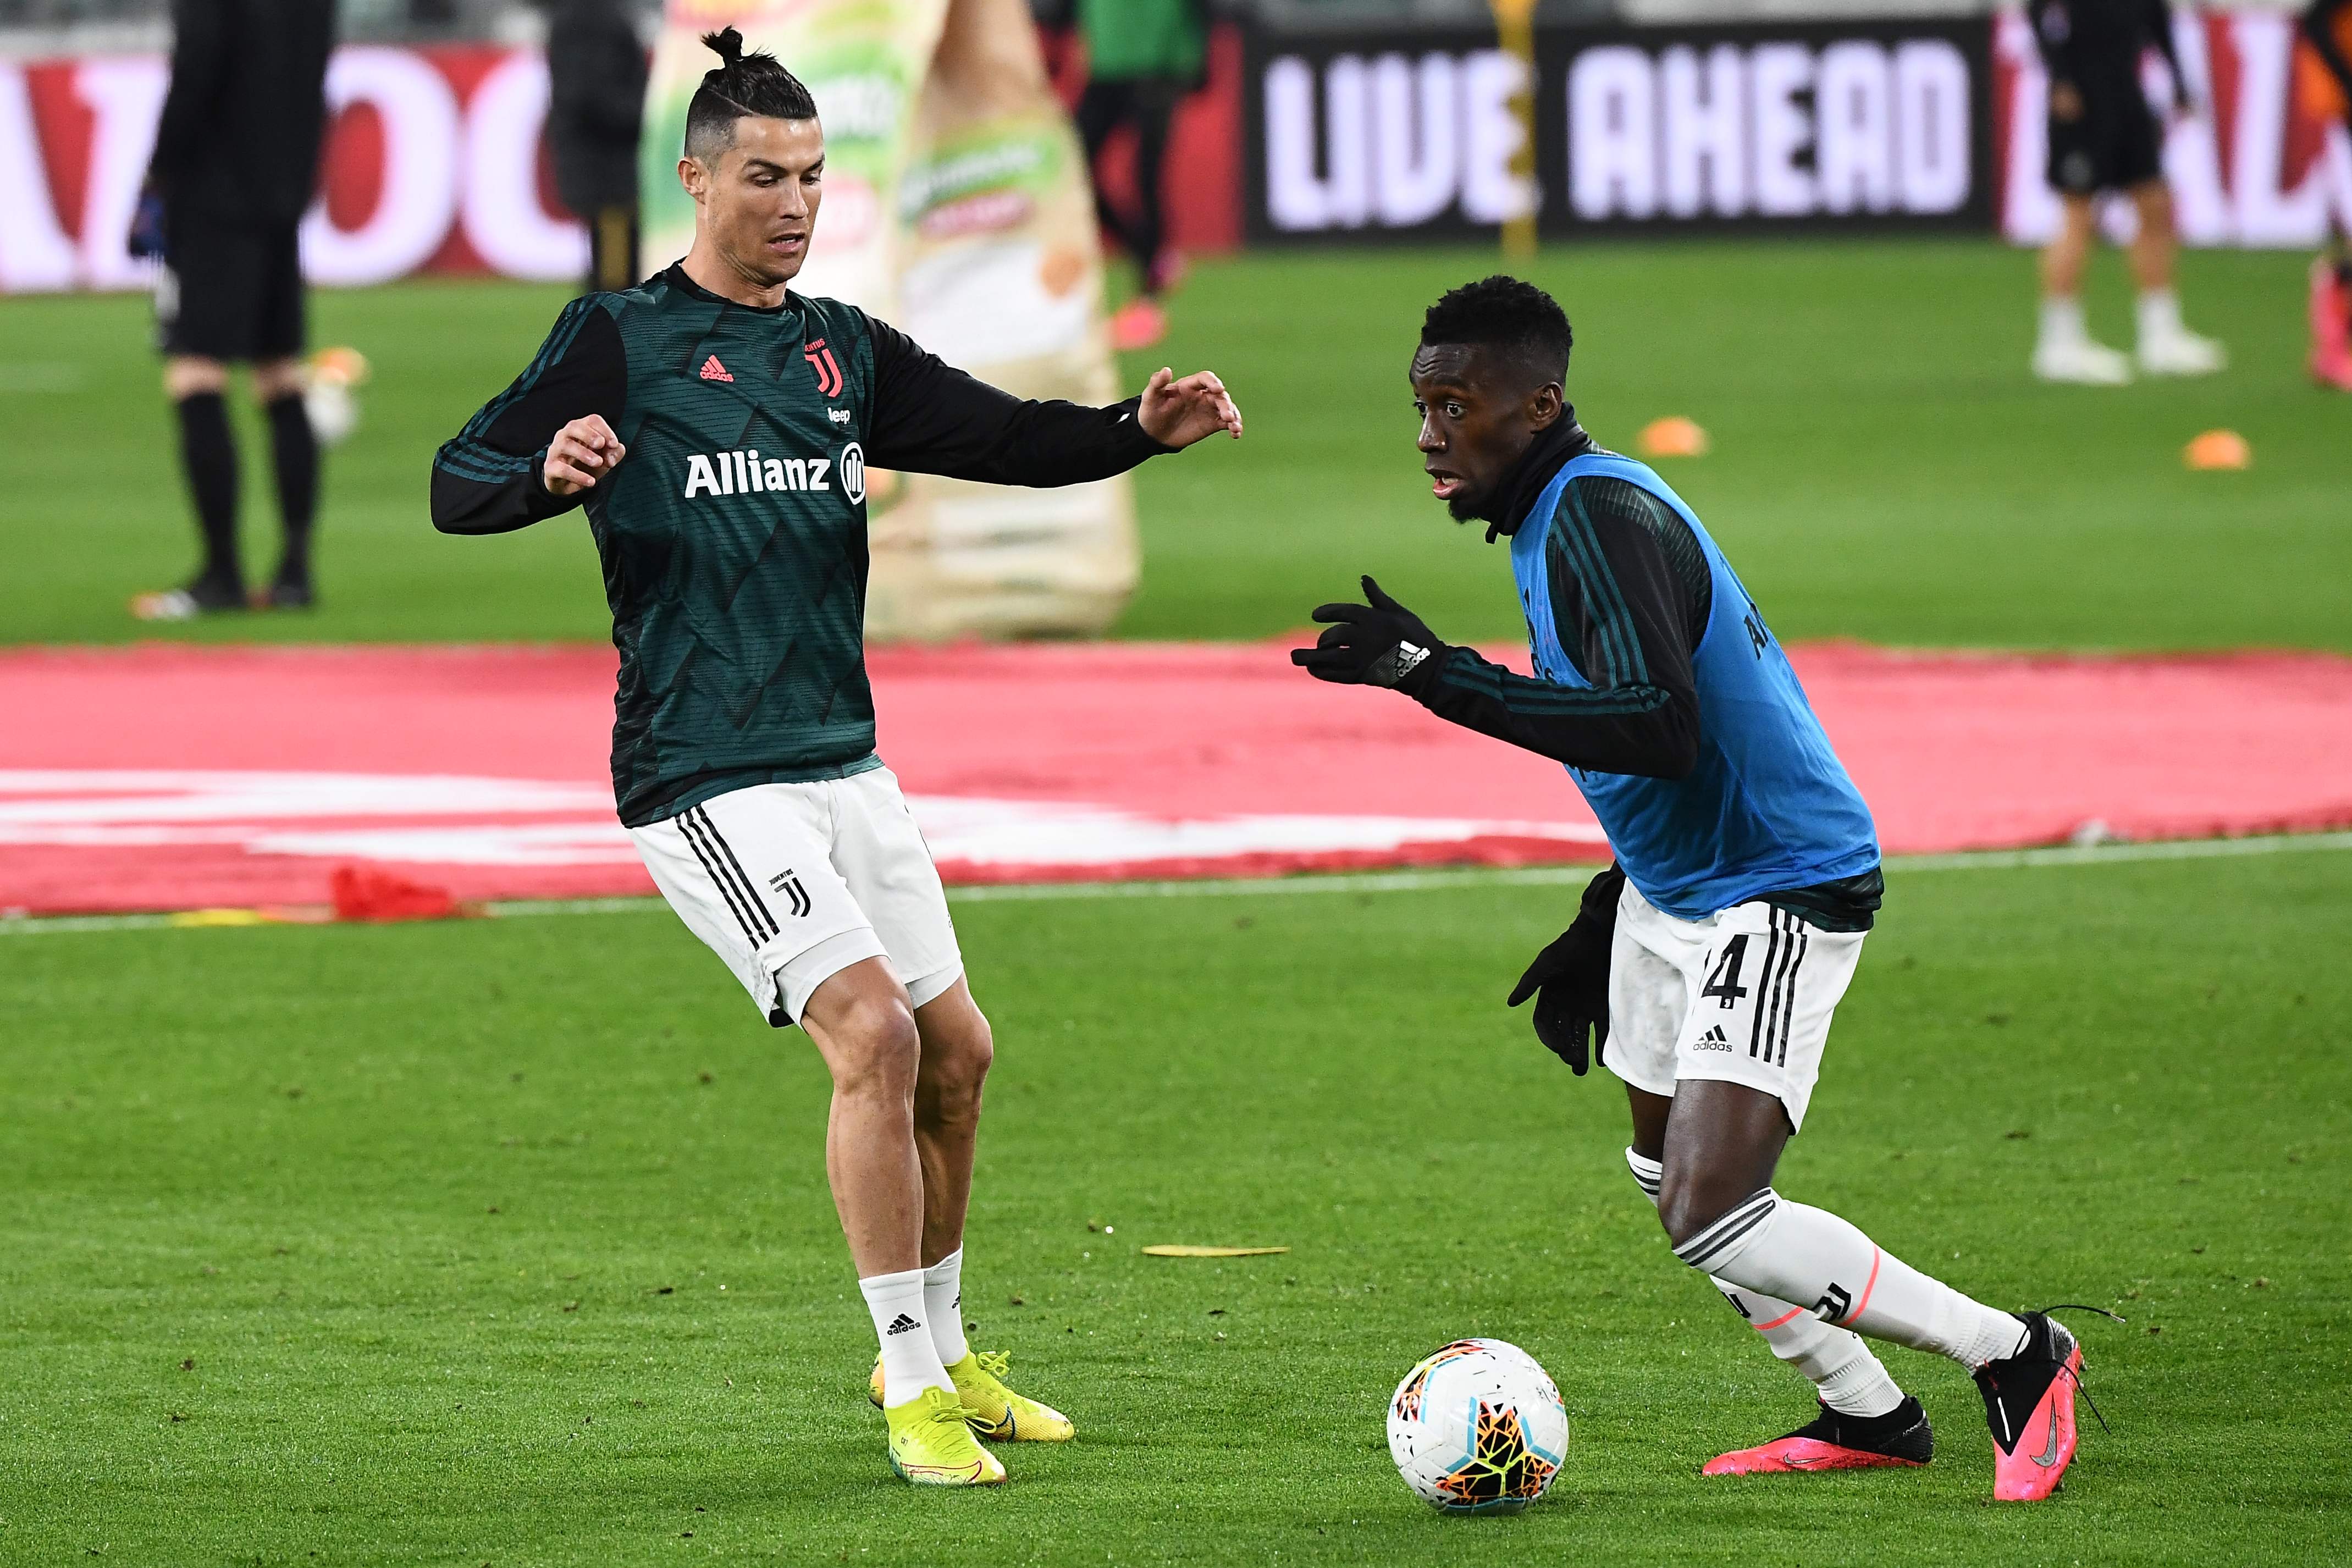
[
  {"xmin": 1694, "ymin": 1025, "xmax": 1732, "ymax": 1052},
  {"xmin": 885, "ymin": 1313, "xmax": 923, "ymax": 1335}
]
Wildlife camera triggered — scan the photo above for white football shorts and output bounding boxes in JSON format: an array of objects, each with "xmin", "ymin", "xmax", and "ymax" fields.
[
  {"xmin": 628, "ymin": 767, "xmax": 964, "ymax": 1027},
  {"xmin": 1602, "ymin": 879, "xmax": 1866, "ymax": 1133}
]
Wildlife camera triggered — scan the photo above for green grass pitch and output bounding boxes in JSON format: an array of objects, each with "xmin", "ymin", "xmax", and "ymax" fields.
[
  {"xmin": 0, "ymin": 240, "xmax": 2345, "ymax": 652},
  {"xmin": 3, "ymin": 241, "xmax": 2347, "ymax": 1562},
  {"xmin": 5, "ymin": 848, "xmax": 2349, "ymax": 1564}
]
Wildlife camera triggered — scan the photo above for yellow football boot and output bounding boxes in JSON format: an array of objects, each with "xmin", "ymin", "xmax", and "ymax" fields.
[
  {"xmin": 884, "ymin": 1385, "xmax": 1006, "ymax": 1486},
  {"xmin": 870, "ymin": 1350, "xmax": 1075, "ymax": 1442}
]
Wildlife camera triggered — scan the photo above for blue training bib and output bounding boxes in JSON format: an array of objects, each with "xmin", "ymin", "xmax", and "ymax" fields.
[{"xmin": 1510, "ymin": 453, "xmax": 1878, "ymax": 919}]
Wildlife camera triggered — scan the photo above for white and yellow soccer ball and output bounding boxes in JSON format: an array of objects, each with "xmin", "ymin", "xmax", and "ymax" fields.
[{"xmin": 1386, "ymin": 1338, "xmax": 1568, "ymax": 1514}]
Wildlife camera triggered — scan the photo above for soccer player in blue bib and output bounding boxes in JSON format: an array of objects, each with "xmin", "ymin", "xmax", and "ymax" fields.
[{"xmin": 1291, "ymin": 278, "xmax": 2093, "ymax": 1501}]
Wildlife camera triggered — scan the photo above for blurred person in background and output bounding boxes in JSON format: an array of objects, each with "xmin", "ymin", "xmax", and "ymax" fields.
[
  {"xmin": 1074, "ymin": 0, "xmax": 1206, "ymax": 352},
  {"xmin": 547, "ymin": 0, "xmax": 650, "ymax": 295},
  {"xmin": 129, "ymin": 0, "xmax": 337, "ymax": 620},
  {"xmin": 2299, "ymin": 0, "xmax": 2352, "ymax": 388},
  {"xmin": 2025, "ymin": 0, "xmax": 2226, "ymax": 384}
]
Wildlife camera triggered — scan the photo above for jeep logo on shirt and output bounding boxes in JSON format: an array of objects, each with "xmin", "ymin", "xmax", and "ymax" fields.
[{"xmin": 681, "ymin": 446, "xmax": 863, "ymax": 501}]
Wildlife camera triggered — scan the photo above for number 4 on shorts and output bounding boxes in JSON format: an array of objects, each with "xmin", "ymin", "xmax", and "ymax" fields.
[{"xmin": 1703, "ymin": 936, "xmax": 1751, "ymax": 1010}]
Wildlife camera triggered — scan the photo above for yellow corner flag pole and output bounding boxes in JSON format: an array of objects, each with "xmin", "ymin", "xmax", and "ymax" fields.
[{"xmin": 1491, "ymin": 0, "xmax": 1539, "ymax": 261}]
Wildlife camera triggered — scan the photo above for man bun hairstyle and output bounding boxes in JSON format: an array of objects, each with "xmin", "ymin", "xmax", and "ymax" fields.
[
  {"xmin": 1420, "ymin": 275, "xmax": 1574, "ymax": 386},
  {"xmin": 683, "ymin": 26, "xmax": 819, "ymax": 162}
]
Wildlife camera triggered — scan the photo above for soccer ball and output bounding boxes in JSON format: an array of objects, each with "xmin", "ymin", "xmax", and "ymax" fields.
[{"xmin": 1387, "ymin": 1338, "xmax": 1568, "ymax": 1514}]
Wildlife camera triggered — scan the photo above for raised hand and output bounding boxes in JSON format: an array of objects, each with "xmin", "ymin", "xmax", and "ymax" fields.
[
  {"xmin": 1290, "ymin": 576, "xmax": 1446, "ymax": 688},
  {"xmin": 1138, "ymin": 367, "xmax": 1244, "ymax": 449},
  {"xmin": 544, "ymin": 415, "xmax": 626, "ymax": 496}
]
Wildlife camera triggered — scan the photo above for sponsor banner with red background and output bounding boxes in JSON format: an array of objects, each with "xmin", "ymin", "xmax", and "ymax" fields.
[
  {"xmin": 0, "ymin": 25, "xmax": 1246, "ymax": 296},
  {"xmin": 1994, "ymin": 7, "xmax": 2352, "ymax": 246},
  {"xmin": 0, "ymin": 43, "xmax": 586, "ymax": 294},
  {"xmin": 4, "ymin": 13, "xmax": 2344, "ymax": 296}
]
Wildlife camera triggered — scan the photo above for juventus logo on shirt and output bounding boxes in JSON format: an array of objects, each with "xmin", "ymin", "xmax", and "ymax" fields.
[{"xmin": 804, "ymin": 338, "xmax": 844, "ymax": 398}]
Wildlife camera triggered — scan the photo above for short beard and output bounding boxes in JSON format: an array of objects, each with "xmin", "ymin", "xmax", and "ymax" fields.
[{"xmin": 1445, "ymin": 490, "xmax": 1483, "ymax": 523}]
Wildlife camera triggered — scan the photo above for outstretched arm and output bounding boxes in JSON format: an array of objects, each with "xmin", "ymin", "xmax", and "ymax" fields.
[
  {"xmin": 862, "ymin": 313, "xmax": 1240, "ymax": 486},
  {"xmin": 1294, "ymin": 477, "xmax": 1704, "ymax": 780},
  {"xmin": 2143, "ymin": 0, "xmax": 2191, "ymax": 110},
  {"xmin": 430, "ymin": 300, "xmax": 628, "ymax": 535}
]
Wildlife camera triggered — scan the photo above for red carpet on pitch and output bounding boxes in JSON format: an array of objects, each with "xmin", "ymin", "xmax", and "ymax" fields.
[{"xmin": 0, "ymin": 641, "xmax": 2345, "ymax": 916}]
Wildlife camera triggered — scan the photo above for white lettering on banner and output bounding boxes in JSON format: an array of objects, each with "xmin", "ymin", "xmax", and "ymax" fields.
[
  {"xmin": 1265, "ymin": 48, "xmax": 1531, "ymax": 231},
  {"xmin": 1997, "ymin": 8, "xmax": 2347, "ymax": 247},
  {"xmin": 1818, "ymin": 42, "xmax": 1893, "ymax": 214},
  {"xmin": 301, "ymin": 47, "xmax": 461, "ymax": 286},
  {"xmin": 1266, "ymin": 54, "xmax": 1365, "ymax": 229},
  {"xmin": 1661, "ymin": 45, "xmax": 1745, "ymax": 218},
  {"xmin": 1460, "ymin": 50, "xmax": 1537, "ymax": 223},
  {"xmin": 1895, "ymin": 41, "xmax": 1972, "ymax": 213},
  {"xmin": 2227, "ymin": 11, "xmax": 2322, "ymax": 245},
  {"xmin": 72, "ymin": 58, "xmax": 167, "ymax": 290},
  {"xmin": 1571, "ymin": 47, "xmax": 1657, "ymax": 219},
  {"xmin": 1372, "ymin": 54, "xmax": 1457, "ymax": 226},
  {"xmin": 1751, "ymin": 43, "xmax": 1817, "ymax": 216},
  {"xmin": 2154, "ymin": 14, "xmax": 2230, "ymax": 244},
  {"xmin": 1568, "ymin": 38, "xmax": 1975, "ymax": 223},
  {"xmin": 462, "ymin": 51, "xmax": 586, "ymax": 283},
  {"xmin": 0, "ymin": 65, "xmax": 76, "ymax": 291}
]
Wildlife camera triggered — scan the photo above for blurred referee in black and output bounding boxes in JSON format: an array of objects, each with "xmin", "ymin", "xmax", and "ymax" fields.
[
  {"xmin": 546, "ymin": 0, "xmax": 649, "ymax": 295},
  {"xmin": 130, "ymin": 0, "xmax": 336, "ymax": 619},
  {"xmin": 2024, "ymin": 0, "xmax": 2223, "ymax": 383}
]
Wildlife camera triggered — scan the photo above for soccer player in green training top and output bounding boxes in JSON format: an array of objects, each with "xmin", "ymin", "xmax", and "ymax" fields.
[{"xmin": 429, "ymin": 30, "xmax": 1243, "ymax": 1488}]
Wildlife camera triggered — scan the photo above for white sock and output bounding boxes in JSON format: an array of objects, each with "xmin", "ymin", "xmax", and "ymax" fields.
[
  {"xmin": 860, "ymin": 1267, "xmax": 953, "ymax": 1407},
  {"xmin": 1625, "ymin": 1150, "xmax": 1903, "ymax": 1417},
  {"xmin": 2138, "ymin": 288, "xmax": 2184, "ymax": 343},
  {"xmin": 2039, "ymin": 294, "xmax": 2088, "ymax": 348},
  {"xmin": 1677, "ymin": 1188, "xmax": 2030, "ymax": 1370},
  {"xmin": 924, "ymin": 1248, "xmax": 969, "ymax": 1367}
]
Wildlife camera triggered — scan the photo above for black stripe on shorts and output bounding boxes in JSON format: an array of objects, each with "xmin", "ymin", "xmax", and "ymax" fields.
[{"xmin": 678, "ymin": 806, "xmax": 775, "ymax": 946}]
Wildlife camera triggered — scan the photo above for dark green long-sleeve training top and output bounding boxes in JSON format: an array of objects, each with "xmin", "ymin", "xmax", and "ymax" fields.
[{"xmin": 431, "ymin": 264, "xmax": 1166, "ymax": 826}]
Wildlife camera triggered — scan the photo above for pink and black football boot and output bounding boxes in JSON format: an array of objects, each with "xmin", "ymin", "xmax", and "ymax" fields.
[
  {"xmin": 1974, "ymin": 1311, "xmax": 2087, "ymax": 1501},
  {"xmin": 1704, "ymin": 1395, "xmax": 1934, "ymax": 1475}
]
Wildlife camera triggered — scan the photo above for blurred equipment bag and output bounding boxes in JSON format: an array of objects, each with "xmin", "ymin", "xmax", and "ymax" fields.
[{"xmin": 639, "ymin": 0, "xmax": 1139, "ymax": 641}]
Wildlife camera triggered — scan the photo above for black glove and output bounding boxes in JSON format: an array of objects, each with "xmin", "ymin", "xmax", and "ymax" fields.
[
  {"xmin": 1506, "ymin": 864, "xmax": 1626, "ymax": 1074},
  {"xmin": 1289, "ymin": 576, "xmax": 1445, "ymax": 688},
  {"xmin": 127, "ymin": 185, "xmax": 168, "ymax": 263}
]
